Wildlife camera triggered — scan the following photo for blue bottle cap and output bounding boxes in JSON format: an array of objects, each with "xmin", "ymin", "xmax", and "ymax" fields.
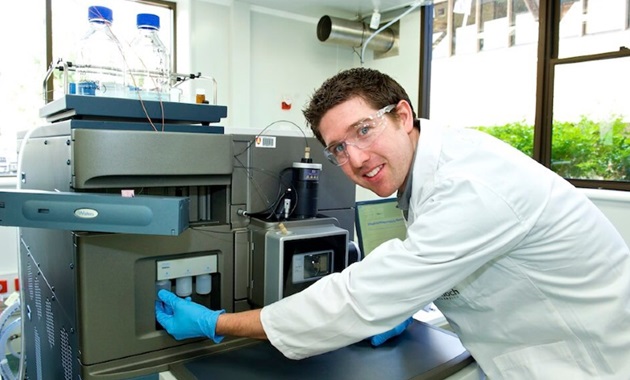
[
  {"xmin": 137, "ymin": 13, "xmax": 160, "ymax": 30},
  {"xmin": 88, "ymin": 6, "xmax": 113, "ymax": 23}
]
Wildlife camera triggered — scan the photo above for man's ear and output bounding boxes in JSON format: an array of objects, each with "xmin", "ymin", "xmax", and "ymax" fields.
[{"xmin": 397, "ymin": 100, "xmax": 415, "ymax": 133}]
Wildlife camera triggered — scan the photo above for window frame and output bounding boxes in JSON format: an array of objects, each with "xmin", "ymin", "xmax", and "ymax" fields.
[{"xmin": 534, "ymin": 0, "xmax": 630, "ymax": 190}]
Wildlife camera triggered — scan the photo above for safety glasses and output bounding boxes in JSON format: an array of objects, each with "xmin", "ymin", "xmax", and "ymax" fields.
[{"xmin": 323, "ymin": 104, "xmax": 396, "ymax": 166}]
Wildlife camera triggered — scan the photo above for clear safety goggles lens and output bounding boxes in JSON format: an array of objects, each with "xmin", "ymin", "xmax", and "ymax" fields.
[{"xmin": 323, "ymin": 104, "xmax": 396, "ymax": 166}]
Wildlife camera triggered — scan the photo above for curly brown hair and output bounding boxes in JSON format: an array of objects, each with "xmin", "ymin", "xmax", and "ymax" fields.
[{"xmin": 303, "ymin": 67, "xmax": 417, "ymax": 146}]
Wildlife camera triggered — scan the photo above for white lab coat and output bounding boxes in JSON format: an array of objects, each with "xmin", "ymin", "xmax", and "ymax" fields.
[{"xmin": 260, "ymin": 120, "xmax": 630, "ymax": 379}]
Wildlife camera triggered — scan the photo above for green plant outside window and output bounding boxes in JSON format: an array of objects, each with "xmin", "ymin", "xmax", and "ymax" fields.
[{"xmin": 476, "ymin": 117, "xmax": 630, "ymax": 182}]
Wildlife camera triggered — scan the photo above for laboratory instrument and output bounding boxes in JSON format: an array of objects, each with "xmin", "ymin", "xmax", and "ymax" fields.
[{"xmin": 0, "ymin": 94, "xmax": 357, "ymax": 379}]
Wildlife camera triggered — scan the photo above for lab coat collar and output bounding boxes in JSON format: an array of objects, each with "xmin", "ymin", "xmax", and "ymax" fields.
[
  {"xmin": 396, "ymin": 120, "xmax": 422, "ymax": 219},
  {"xmin": 413, "ymin": 119, "xmax": 443, "ymax": 195},
  {"xmin": 398, "ymin": 119, "xmax": 442, "ymax": 216}
]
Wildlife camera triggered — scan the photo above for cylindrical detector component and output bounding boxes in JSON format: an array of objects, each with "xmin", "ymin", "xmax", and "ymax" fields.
[
  {"xmin": 155, "ymin": 280, "xmax": 171, "ymax": 299},
  {"xmin": 292, "ymin": 161, "xmax": 323, "ymax": 219},
  {"xmin": 175, "ymin": 276, "xmax": 193, "ymax": 297},
  {"xmin": 317, "ymin": 15, "xmax": 395, "ymax": 53},
  {"xmin": 196, "ymin": 274, "xmax": 212, "ymax": 295}
]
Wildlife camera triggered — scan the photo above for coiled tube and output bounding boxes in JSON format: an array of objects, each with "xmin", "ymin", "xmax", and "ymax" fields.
[{"xmin": 0, "ymin": 300, "xmax": 21, "ymax": 380}]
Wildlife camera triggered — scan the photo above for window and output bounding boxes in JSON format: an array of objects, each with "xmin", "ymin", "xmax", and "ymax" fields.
[
  {"xmin": 0, "ymin": 1, "xmax": 45, "ymax": 175},
  {"xmin": 550, "ymin": 0, "xmax": 630, "ymax": 183},
  {"xmin": 0, "ymin": 0, "xmax": 174, "ymax": 176},
  {"xmin": 551, "ymin": 56, "xmax": 630, "ymax": 182},
  {"xmin": 428, "ymin": 0, "xmax": 630, "ymax": 188},
  {"xmin": 430, "ymin": 0, "xmax": 539, "ymax": 134},
  {"xmin": 558, "ymin": 0, "xmax": 630, "ymax": 58}
]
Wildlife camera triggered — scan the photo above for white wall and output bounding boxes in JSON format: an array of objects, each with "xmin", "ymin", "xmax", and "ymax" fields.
[
  {"xmin": 180, "ymin": 0, "xmax": 422, "ymax": 133},
  {"xmin": 580, "ymin": 189, "xmax": 630, "ymax": 247},
  {"xmin": 249, "ymin": 9, "xmax": 354, "ymax": 132},
  {"xmin": 178, "ymin": 0, "xmax": 359, "ymax": 133}
]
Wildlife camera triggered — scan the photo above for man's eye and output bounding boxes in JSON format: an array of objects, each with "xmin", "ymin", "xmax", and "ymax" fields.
[
  {"xmin": 333, "ymin": 143, "xmax": 346, "ymax": 154},
  {"xmin": 357, "ymin": 124, "xmax": 372, "ymax": 137}
]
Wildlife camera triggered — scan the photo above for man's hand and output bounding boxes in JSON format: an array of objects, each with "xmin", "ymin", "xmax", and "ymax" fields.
[
  {"xmin": 370, "ymin": 317, "xmax": 414, "ymax": 346},
  {"xmin": 155, "ymin": 289, "xmax": 225, "ymax": 343}
]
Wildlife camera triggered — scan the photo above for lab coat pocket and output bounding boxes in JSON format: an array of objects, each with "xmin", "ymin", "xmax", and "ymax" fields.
[{"xmin": 492, "ymin": 341, "xmax": 593, "ymax": 380}]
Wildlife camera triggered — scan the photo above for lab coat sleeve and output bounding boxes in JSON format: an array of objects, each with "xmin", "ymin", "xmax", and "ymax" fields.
[{"xmin": 261, "ymin": 176, "xmax": 530, "ymax": 360}]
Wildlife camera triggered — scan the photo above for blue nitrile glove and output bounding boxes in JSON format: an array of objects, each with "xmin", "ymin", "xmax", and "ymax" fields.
[
  {"xmin": 370, "ymin": 317, "xmax": 414, "ymax": 346},
  {"xmin": 155, "ymin": 289, "xmax": 225, "ymax": 343}
]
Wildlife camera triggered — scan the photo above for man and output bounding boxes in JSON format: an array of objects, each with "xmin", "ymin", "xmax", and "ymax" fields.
[{"xmin": 156, "ymin": 67, "xmax": 630, "ymax": 378}]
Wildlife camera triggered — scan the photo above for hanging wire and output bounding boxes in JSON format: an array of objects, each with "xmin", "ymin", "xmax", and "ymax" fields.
[{"xmin": 233, "ymin": 120, "xmax": 310, "ymax": 219}]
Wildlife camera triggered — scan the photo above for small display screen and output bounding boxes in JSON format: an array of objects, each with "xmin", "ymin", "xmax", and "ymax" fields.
[
  {"xmin": 355, "ymin": 198, "xmax": 407, "ymax": 256},
  {"xmin": 292, "ymin": 250, "xmax": 332, "ymax": 284}
]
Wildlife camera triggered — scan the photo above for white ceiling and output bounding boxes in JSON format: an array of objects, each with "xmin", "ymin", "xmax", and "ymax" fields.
[{"xmin": 237, "ymin": 0, "xmax": 421, "ymax": 19}]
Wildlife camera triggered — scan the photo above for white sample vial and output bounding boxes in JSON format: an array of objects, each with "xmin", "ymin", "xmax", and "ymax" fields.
[
  {"xmin": 196, "ymin": 274, "xmax": 212, "ymax": 295},
  {"xmin": 155, "ymin": 279, "xmax": 171, "ymax": 299},
  {"xmin": 175, "ymin": 276, "xmax": 193, "ymax": 297}
]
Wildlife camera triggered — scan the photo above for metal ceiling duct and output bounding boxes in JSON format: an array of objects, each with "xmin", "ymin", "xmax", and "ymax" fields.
[{"xmin": 316, "ymin": 15, "xmax": 396, "ymax": 53}]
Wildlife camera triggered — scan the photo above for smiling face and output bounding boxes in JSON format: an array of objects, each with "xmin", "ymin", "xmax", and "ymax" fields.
[{"xmin": 319, "ymin": 97, "xmax": 419, "ymax": 197}]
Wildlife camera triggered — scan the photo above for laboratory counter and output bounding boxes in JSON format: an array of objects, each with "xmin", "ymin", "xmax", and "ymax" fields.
[{"xmin": 161, "ymin": 320, "xmax": 474, "ymax": 380}]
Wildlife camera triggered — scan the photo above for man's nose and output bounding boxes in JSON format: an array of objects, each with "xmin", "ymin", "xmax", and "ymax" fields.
[{"xmin": 345, "ymin": 144, "xmax": 369, "ymax": 167}]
